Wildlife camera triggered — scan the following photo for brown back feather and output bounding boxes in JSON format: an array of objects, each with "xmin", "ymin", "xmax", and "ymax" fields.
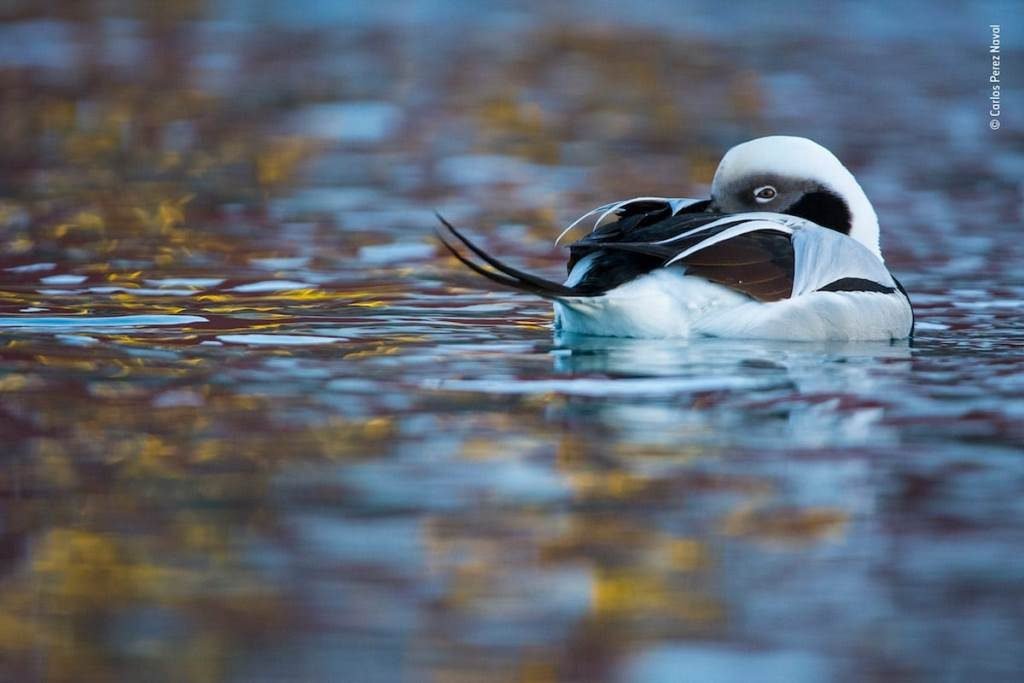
[{"xmin": 679, "ymin": 232, "xmax": 794, "ymax": 302}]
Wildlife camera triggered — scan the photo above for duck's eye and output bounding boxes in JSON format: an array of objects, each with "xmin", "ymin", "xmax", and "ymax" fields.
[{"xmin": 754, "ymin": 186, "xmax": 777, "ymax": 202}]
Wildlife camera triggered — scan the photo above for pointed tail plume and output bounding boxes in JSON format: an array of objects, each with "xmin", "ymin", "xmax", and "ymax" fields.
[{"xmin": 435, "ymin": 213, "xmax": 578, "ymax": 300}]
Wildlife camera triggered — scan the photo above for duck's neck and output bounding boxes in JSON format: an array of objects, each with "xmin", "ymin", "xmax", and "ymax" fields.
[{"xmin": 831, "ymin": 170, "xmax": 882, "ymax": 261}]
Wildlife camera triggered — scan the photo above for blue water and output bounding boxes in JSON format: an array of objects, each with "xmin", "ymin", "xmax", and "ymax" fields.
[
  {"xmin": 0, "ymin": 315, "xmax": 208, "ymax": 328},
  {"xmin": 0, "ymin": 2, "xmax": 1022, "ymax": 681}
]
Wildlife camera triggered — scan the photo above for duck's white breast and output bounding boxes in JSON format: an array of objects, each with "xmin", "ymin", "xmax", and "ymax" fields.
[
  {"xmin": 554, "ymin": 269, "xmax": 747, "ymax": 338},
  {"xmin": 695, "ymin": 290, "xmax": 913, "ymax": 340},
  {"xmin": 554, "ymin": 270, "xmax": 912, "ymax": 341}
]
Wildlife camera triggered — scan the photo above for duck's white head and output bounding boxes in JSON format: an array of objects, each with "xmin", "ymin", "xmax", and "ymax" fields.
[{"xmin": 709, "ymin": 136, "xmax": 881, "ymax": 259}]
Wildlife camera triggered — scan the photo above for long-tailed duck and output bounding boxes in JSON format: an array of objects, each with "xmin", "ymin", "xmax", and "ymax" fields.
[{"xmin": 437, "ymin": 136, "xmax": 913, "ymax": 340}]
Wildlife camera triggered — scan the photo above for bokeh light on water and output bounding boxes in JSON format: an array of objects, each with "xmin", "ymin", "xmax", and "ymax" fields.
[{"xmin": 0, "ymin": 1, "xmax": 1023, "ymax": 680}]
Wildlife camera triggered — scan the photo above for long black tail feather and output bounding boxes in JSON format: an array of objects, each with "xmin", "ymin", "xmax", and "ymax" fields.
[{"xmin": 435, "ymin": 214, "xmax": 578, "ymax": 300}]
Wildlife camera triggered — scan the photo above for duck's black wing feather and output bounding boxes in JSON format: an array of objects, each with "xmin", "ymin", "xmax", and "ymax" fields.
[
  {"xmin": 567, "ymin": 210, "xmax": 797, "ymax": 302},
  {"xmin": 566, "ymin": 198, "xmax": 711, "ymax": 267},
  {"xmin": 436, "ymin": 203, "xmax": 798, "ymax": 303}
]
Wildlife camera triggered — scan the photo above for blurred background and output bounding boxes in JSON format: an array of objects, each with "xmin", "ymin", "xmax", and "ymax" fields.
[{"xmin": 0, "ymin": 0, "xmax": 1023, "ymax": 681}]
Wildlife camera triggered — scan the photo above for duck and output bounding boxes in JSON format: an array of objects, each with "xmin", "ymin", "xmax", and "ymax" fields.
[{"xmin": 436, "ymin": 136, "xmax": 913, "ymax": 341}]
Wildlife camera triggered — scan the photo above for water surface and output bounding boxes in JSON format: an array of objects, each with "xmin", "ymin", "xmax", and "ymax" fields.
[{"xmin": 0, "ymin": 1, "xmax": 1022, "ymax": 681}]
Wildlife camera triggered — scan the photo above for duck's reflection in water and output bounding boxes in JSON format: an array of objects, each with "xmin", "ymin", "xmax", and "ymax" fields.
[
  {"xmin": 551, "ymin": 330, "xmax": 911, "ymax": 380},
  {"xmin": 548, "ymin": 331, "xmax": 912, "ymax": 449}
]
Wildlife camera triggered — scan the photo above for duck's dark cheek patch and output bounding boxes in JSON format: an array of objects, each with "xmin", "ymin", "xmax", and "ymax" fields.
[{"xmin": 786, "ymin": 190, "xmax": 852, "ymax": 234}]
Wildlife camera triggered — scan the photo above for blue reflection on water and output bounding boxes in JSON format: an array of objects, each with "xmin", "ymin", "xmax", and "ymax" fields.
[{"xmin": 0, "ymin": 315, "xmax": 208, "ymax": 328}]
